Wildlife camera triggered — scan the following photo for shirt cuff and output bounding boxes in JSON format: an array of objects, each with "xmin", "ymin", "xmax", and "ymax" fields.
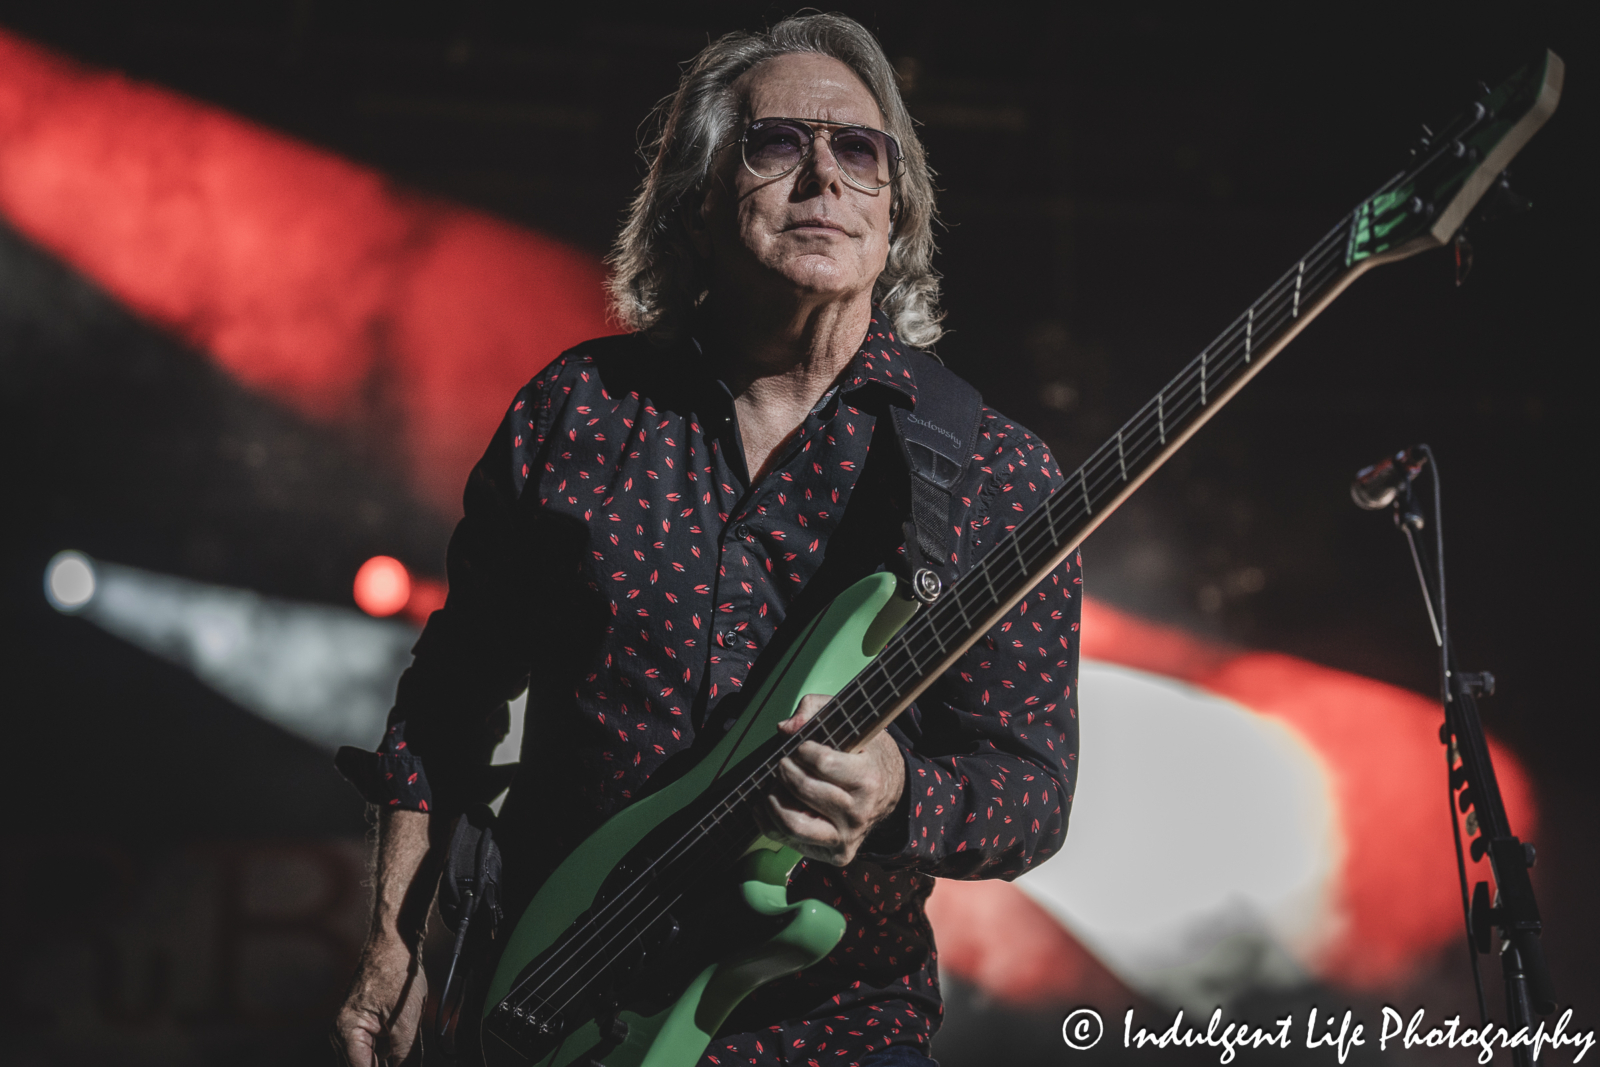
[
  {"xmin": 334, "ymin": 723, "xmax": 434, "ymax": 811},
  {"xmin": 855, "ymin": 744, "xmax": 919, "ymax": 864}
]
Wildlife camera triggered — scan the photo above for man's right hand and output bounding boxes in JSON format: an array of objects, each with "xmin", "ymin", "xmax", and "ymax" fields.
[
  {"xmin": 336, "ymin": 808, "xmax": 436, "ymax": 1065},
  {"xmin": 334, "ymin": 940, "xmax": 430, "ymax": 1066}
]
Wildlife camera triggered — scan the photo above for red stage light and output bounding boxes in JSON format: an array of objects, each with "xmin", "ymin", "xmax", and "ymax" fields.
[{"xmin": 353, "ymin": 556, "xmax": 410, "ymax": 618}]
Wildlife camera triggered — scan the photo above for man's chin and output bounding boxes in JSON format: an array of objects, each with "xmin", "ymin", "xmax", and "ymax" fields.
[{"xmin": 764, "ymin": 256, "xmax": 877, "ymax": 300}]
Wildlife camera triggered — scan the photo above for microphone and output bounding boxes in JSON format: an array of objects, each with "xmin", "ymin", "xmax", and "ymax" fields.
[{"xmin": 1351, "ymin": 447, "xmax": 1427, "ymax": 510}]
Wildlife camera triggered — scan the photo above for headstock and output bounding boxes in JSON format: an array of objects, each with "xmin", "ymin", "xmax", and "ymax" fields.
[{"xmin": 1345, "ymin": 50, "xmax": 1563, "ymax": 267}]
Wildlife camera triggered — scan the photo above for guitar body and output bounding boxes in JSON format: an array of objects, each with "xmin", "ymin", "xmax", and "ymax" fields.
[{"xmin": 457, "ymin": 572, "xmax": 919, "ymax": 1067}]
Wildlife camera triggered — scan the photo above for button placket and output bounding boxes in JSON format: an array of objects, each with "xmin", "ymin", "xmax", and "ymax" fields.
[{"xmin": 699, "ymin": 511, "xmax": 754, "ymax": 705}]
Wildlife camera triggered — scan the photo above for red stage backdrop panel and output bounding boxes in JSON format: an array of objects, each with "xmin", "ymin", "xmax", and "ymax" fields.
[{"xmin": 0, "ymin": 29, "xmax": 610, "ymax": 514}]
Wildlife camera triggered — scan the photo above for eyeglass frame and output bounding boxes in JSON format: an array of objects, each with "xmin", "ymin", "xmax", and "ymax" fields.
[{"xmin": 716, "ymin": 116, "xmax": 906, "ymax": 193}]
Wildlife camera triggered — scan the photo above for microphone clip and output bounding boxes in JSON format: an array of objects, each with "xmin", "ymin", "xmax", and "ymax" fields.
[{"xmin": 1350, "ymin": 446, "xmax": 1428, "ymax": 512}]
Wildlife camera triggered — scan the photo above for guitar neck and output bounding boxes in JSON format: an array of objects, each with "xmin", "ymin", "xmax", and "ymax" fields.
[
  {"xmin": 766, "ymin": 47, "xmax": 1564, "ymax": 782},
  {"xmin": 804, "ymin": 208, "xmax": 1379, "ymax": 757}
]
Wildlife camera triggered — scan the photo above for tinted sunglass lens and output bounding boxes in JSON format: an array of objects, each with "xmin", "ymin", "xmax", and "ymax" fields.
[
  {"xmin": 744, "ymin": 121, "xmax": 810, "ymax": 177},
  {"xmin": 830, "ymin": 129, "xmax": 892, "ymax": 189}
]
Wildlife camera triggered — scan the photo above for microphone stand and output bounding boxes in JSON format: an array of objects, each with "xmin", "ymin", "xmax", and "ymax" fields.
[{"xmin": 1374, "ymin": 444, "xmax": 1555, "ymax": 1064}]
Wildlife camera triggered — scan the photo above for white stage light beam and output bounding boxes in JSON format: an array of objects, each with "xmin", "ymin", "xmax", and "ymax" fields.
[{"xmin": 46, "ymin": 553, "xmax": 416, "ymax": 751}]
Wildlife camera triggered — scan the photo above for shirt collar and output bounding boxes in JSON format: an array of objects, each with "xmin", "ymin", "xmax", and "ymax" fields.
[
  {"xmin": 684, "ymin": 305, "xmax": 920, "ymax": 409},
  {"xmin": 837, "ymin": 306, "xmax": 919, "ymax": 407}
]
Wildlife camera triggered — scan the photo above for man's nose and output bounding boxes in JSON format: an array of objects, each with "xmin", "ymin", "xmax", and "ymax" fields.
[{"xmin": 794, "ymin": 133, "xmax": 846, "ymax": 195}]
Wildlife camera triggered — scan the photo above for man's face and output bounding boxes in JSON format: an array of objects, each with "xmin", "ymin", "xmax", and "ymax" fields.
[{"xmin": 694, "ymin": 53, "xmax": 894, "ymax": 308}]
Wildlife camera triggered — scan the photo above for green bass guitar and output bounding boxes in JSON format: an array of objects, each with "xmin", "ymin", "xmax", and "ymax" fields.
[{"xmin": 451, "ymin": 50, "xmax": 1562, "ymax": 1067}]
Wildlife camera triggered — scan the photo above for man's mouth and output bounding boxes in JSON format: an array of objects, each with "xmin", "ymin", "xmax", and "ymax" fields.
[{"xmin": 785, "ymin": 218, "xmax": 848, "ymax": 233}]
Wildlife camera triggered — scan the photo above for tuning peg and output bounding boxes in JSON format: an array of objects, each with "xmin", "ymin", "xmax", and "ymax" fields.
[
  {"xmin": 1460, "ymin": 670, "xmax": 1496, "ymax": 697},
  {"xmin": 1450, "ymin": 765, "xmax": 1470, "ymax": 791},
  {"xmin": 1496, "ymin": 175, "xmax": 1531, "ymax": 215},
  {"xmin": 1458, "ymin": 786, "xmax": 1476, "ymax": 813},
  {"xmin": 1472, "ymin": 81, "xmax": 1499, "ymax": 120},
  {"xmin": 1409, "ymin": 123, "xmax": 1435, "ymax": 158},
  {"xmin": 1469, "ymin": 171, "xmax": 1532, "ymax": 228},
  {"xmin": 1471, "ymin": 835, "xmax": 1489, "ymax": 861}
]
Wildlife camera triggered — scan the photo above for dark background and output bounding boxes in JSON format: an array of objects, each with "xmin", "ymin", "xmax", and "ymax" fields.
[{"xmin": 1, "ymin": 2, "xmax": 1593, "ymax": 1064}]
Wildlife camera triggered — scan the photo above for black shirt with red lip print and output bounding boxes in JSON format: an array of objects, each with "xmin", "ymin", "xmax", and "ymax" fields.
[{"xmin": 339, "ymin": 310, "xmax": 1081, "ymax": 1066}]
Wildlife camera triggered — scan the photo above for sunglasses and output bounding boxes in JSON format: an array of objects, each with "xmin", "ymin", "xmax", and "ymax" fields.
[{"xmin": 725, "ymin": 117, "xmax": 904, "ymax": 192}]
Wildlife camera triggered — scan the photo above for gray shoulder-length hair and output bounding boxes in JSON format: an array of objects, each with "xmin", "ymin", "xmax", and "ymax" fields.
[{"xmin": 605, "ymin": 13, "xmax": 943, "ymax": 347}]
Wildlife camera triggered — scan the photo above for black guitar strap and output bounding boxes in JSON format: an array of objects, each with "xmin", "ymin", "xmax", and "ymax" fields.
[{"xmin": 889, "ymin": 350, "xmax": 985, "ymax": 603}]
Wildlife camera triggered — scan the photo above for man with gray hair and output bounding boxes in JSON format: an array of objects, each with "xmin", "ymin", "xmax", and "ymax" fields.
[{"xmin": 335, "ymin": 13, "xmax": 1079, "ymax": 1066}]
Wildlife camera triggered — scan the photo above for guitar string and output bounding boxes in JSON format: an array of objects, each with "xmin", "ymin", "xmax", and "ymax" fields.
[
  {"xmin": 512, "ymin": 257, "xmax": 1348, "ymax": 1035},
  {"xmin": 492, "ymin": 239, "xmax": 1379, "ymax": 1019},
  {"xmin": 497, "ymin": 224, "xmax": 1354, "ymax": 1021},
  {"xmin": 502, "ymin": 112, "xmax": 1498, "ymax": 1026},
  {"xmin": 499, "ymin": 213, "xmax": 1357, "ymax": 1017},
  {"xmin": 516, "ymin": 81, "xmax": 1487, "ymax": 993},
  {"xmin": 523, "ymin": 116, "xmax": 1493, "ymax": 1010},
  {"xmin": 501, "ymin": 228, "xmax": 1356, "ymax": 1024}
]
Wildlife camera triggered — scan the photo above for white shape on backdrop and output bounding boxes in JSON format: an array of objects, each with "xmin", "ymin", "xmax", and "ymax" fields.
[{"xmin": 1016, "ymin": 660, "xmax": 1341, "ymax": 1009}]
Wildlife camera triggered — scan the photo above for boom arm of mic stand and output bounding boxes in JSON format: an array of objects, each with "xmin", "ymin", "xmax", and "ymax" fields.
[{"xmin": 1390, "ymin": 455, "xmax": 1555, "ymax": 1026}]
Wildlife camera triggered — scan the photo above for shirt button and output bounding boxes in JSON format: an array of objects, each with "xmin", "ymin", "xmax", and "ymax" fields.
[
  {"xmin": 732, "ymin": 523, "xmax": 752, "ymax": 541},
  {"xmin": 720, "ymin": 630, "xmax": 743, "ymax": 648}
]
